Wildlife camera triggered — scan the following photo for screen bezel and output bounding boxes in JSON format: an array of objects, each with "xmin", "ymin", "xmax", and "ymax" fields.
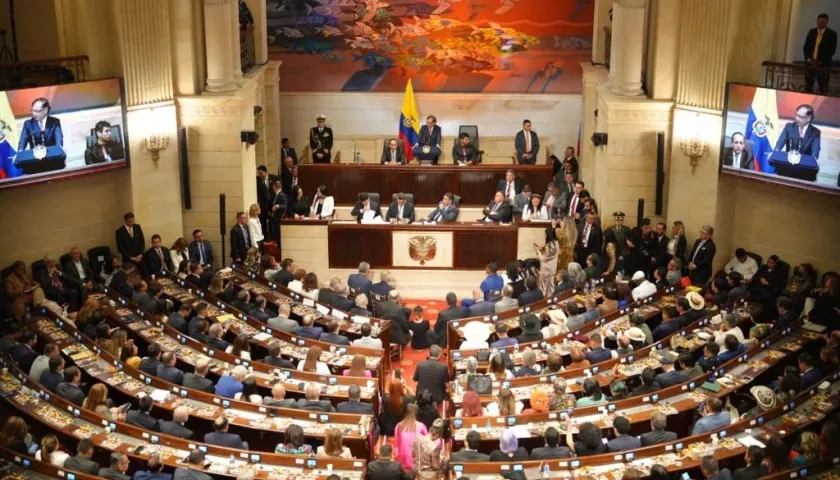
[{"xmin": 0, "ymin": 77, "xmax": 131, "ymax": 190}]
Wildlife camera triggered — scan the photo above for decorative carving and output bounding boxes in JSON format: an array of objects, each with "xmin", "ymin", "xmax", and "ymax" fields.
[
  {"xmin": 409, "ymin": 236, "xmax": 437, "ymax": 265},
  {"xmin": 607, "ymin": 109, "xmax": 671, "ymax": 121},
  {"xmin": 617, "ymin": 0, "xmax": 648, "ymax": 8}
]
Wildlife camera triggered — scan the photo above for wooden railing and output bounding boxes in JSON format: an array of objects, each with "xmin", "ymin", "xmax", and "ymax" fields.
[
  {"xmin": 0, "ymin": 55, "xmax": 88, "ymax": 90},
  {"xmin": 762, "ymin": 60, "xmax": 840, "ymax": 97}
]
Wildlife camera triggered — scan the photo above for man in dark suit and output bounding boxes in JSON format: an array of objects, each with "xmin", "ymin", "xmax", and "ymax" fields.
[
  {"xmin": 256, "ymin": 165, "xmax": 279, "ymax": 233},
  {"xmin": 606, "ymin": 416, "xmax": 642, "ymax": 452},
  {"xmin": 700, "ymin": 456, "xmax": 735, "ymax": 480},
  {"xmin": 530, "ymin": 427, "xmax": 571, "ymax": 459},
  {"xmin": 63, "ymin": 439, "xmax": 100, "ymax": 475},
  {"xmin": 480, "ymin": 191, "xmax": 511, "ymax": 223},
  {"xmin": 320, "ymin": 319, "xmax": 351, "ymax": 345},
  {"xmin": 204, "ymin": 416, "xmax": 247, "ymax": 449},
  {"xmin": 348, "ymin": 262, "xmax": 373, "ymax": 297},
  {"xmin": 310, "ymin": 115, "xmax": 333, "ymax": 163},
  {"xmin": 156, "ymin": 352, "xmax": 184, "ymax": 385},
  {"xmin": 803, "ymin": 13, "xmax": 837, "ymax": 94},
  {"xmin": 159, "ymin": 406, "xmax": 195, "ymax": 439},
  {"xmin": 280, "ymin": 157, "xmax": 299, "ymax": 196},
  {"xmin": 514, "ymin": 119, "xmax": 540, "ymax": 164},
  {"xmin": 280, "ymin": 137, "xmax": 298, "ymax": 165},
  {"xmin": 298, "ymin": 314, "xmax": 324, "ymax": 340},
  {"xmin": 427, "ymin": 292, "xmax": 466, "ymax": 347},
  {"xmin": 126, "ymin": 397, "xmax": 160, "ymax": 431},
  {"xmin": 297, "ymin": 383, "xmax": 335, "ymax": 412},
  {"xmin": 336, "ymin": 385, "xmax": 375, "ymax": 415},
  {"xmin": 84, "ymin": 120, "xmax": 124, "ymax": 165},
  {"xmin": 687, "ymin": 224, "xmax": 717, "ymax": 285},
  {"xmin": 115, "ymin": 212, "xmax": 146, "ymax": 274},
  {"xmin": 166, "ymin": 303, "xmax": 190, "ymax": 334},
  {"xmin": 653, "ymin": 221, "xmax": 671, "ymax": 268},
  {"xmin": 734, "ymin": 446, "xmax": 768, "ymax": 480},
  {"xmin": 576, "ymin": 213, "xmax": 602, "ymax": 264},
  {"xmin": 188, "ymin": 229, "xmax": 214, "ymax": 269},
  {"xmin": 450, "ymin": 431, "xmax": 490, "ymax": 462},
  {"xmin": 413, "ymin": 115, "xmax": 442, "ymax": 164},
  {"xmin": 249, "ymin": 296, "xmax": 271, "ymax": 322},
  {"xmin": 17, "ymin": 97, "xmax": 63, "ymax": 151},
  {"xmin": 426, "ymin": 192, "xmax": 459, "ymax": 223},
  {"xmin": 351, "ymin": 193, "xmax": 383, "ymax": 221},
  {"xmin": 41, "ymin": 356, "xmax": 65, "ymax": 392},
  {"xmin": 56, "ymin": 368, "xmax": 86, "ymax": 405},
  {"xmin": 272, "ymin": 258, "xmax": 296, "ymax": 286},
  {"xmin": 262, "ymin": 341, "xmax": 297, "ymax": 369},
  {"xmin": 452, "ymin": 132, "xmax": 478, "ymax": 165},
  {"xmin": 38, "ymin": 255, "xmax": 80, "ymax": 311},
  {"xmin": 774, "ymin": 104, "xmax": 821, "ymax": 159},
  {"xmin": 497, "ymin": 168, "xmax": 524, "ymax": 204},
  {"xmin": 557, "ymin": 147, "xmax": 579, "ymax": 178},
  {"xmin": 722, "ymin": 132, "xmax": 755, "ymax": 169},
  {"xmin": 565, "ymin": 181, "xmax": 586, "ymax": 220},
  {"xmin": 517, "ymin": 277, "xmax": 544, "ymax": 306},
  {"xmin": 386, "ymin": 193, "xmax": 415, "ymax": 224},
  {"xmin": 799, "ymin": 353, "xmax": 822, "ymax": 389},
  {"xmin": 182, "ymin": 359, "xmax": 215, "ymax": 393},
  {"xmin": 62, "ymin": 247, "xmax": 97, "ymax": 296},
  {"xmin": 654, "ymin": 357, "xmax": 688, "ymax": 388},
  {"xmin": 366, "ymin": 445, "xmax": 408, "ymax": 480},
  {"xmin": 640, "ymin": 411, "xmax": 678, "ymax": 446},
  {"xmin": 413, "ymin": 345, "xmax": 449, "ymax": 403},
  {"xmin": 376, "ymin": 290, "xmax": 410, "ymax": 320},
  {"xmin": 144, "ymin": 234, "xmax": 174, "ymax": 274},
  {"xmin": 269, "ymin": 180, "xmax": 288, "ymax": 241},
  {"xmin": 229, "ymin": 211, "xmax": 252, "ymax": 264},
  {"xmin": 380, "ymin": 137, "xmax": 406, "ymax": 164},
  {"xmin": 10, "ymin": 331, "xmax": 38, "ymax": 373}
]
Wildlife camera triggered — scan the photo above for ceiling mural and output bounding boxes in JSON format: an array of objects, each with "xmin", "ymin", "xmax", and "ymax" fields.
[{"xmin": 267, "ymin": 0, "xmax": 594, "ymax": 93}]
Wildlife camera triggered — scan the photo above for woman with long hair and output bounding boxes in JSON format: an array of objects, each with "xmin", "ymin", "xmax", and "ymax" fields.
[
  {"xmin": 317, "ymin": 428, "xmax": 352, "ymax": 458},
  {"xmin": 226, "ymin": 333, "xmax": 251, "ymax": 360},
  {"xmin": 288, "ymin": 268, "xmax": 306, "ymax": 293},
  {"xmin": 309, "ymin": 185, "xmax": 335, "ymax": 219},
  {"xmin": 394, "ymin": 403, "xmax": 428, "ymax": 470},
  {"xmin": 244, "ymin": 247, "xmax": 260, "ymax": 274},
  {"xmin": 120, "ymin": 341, "xmax": 141, "ymax": 369},
  {"xmin": 785, "ymin": 263, "xmax": 816, "ymax": 298},
  {"xmin": 83, "ymin": 383, "xmax": 124, "ymax": 421},
  {"xmin": 106, "ymin": 329, "xmax": 129, "ymax": 359},
  {"xmin": 793, "ymin": 431, "xmax": 821, "ymax": 467},
  {"xmin": 522, "ymin": 194, "xmax": 548, "ymax": 221},
  {"xmin": 668, "ymin": 221, "xmax": 687, "ymax": 264},
  {"xmin": 487, "ymin": 353, "xmax": 512, "ymax": 381},
  {"xmin": 35, "ymin": 435, "xmax": 69, "ymax": 467},
  {"xmin": 555, "ymin": 216, "xmax": 578, "ymax": 275},
  {"xmin": 235, "ymin": 377, "xmax": 262, "ymax": 404},
  {"xmin": 301, "ymin": 272, "xmax": 320, "ymax": 301},
  {"xmin": 209, "ymin": 274, "xmax": 235, "ymax": 303},
  {"xmin": 298, "ymin": 345, "xmax": 330, "ymax": 375},
  {"xmin": 176, "ymin": 259, "xmax": 189, "ymax": 279},
  {"xmin": 491, "ymin": 387, "xmax": 521, "ymax": 416},
  {"xmin": 342, "ymin": 354, "xmax": 372, "ymax": 377},
  {"xmin": 762, "ymin": 436, "xmax": 792, "ymax": 473},
  {"xmin": 0, "ymin": 416, "xmax": 29, "ymax": 455},
  {"xmin": 170, "ymin": 237, "xmax": 190, "ymax": 269},
  {"xmin": 458, "ymin": 390, "xmax": 485, "ymax": 417},
  {"xmin": 247, "ymin": 203, "xmax": 264, "ymax": 251},
  {"xmin": 535, "ymin": 227, "xmax": 559, "ymax": 296},
  {"xmin": 274, "ymin": 424, "xmax": 313, "ymax": 456},
  {"xmin": 75, "ymin": 297, "xmax": 100, "ymax": 329},
  {"xmin": 381, "ymin": 377, "xmax": 413, "ymax": 436}
]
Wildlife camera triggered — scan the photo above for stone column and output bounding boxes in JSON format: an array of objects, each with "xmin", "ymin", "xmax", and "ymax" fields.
[
  {"xmin": 231, "ymin": 0, "xmax": 244, "ymax": 84},
  {"xmin": 114, "ymin": 0, "xmax": 174, "ymax": 105},
  {"xmin": 610, "ymin": 0, "xmax": 647, "ymax": 96},
  {"xmin": 607, "ymin": 1, "xmax": 622, "ymax": 84},
  {"xmin": 784, "ymin": 0, "xmax": 802, "ymax": 63},
  {"xmin": 203, "ymin": 0, "xmax": 236, "ymax": 93},
  {"xmin": 675, "ymin": 0, "xmax": 729, "ymax": 110}
]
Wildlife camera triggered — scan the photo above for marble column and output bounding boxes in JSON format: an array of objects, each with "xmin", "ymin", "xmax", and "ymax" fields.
[
  {"xmin": 607, "ymin": 1, "xmax": 622, "ymax": 84},
  {"xmin": 675, "ymin": 0, "xmax": 730, "ymax": 110},
  {"xmin": 114, "ymin": 0, "xmax": 174, "ymax": 105},
  {"xmin": 203, "ymin": 0, "xmax": 236, "ymax": 93},
  {"xmin": 610, "ymin": 0, "xmax": 646, "ymax": 96},
  {"xmin": 231, "ymin": 0, "xmax": 244, "ymax": 85}
]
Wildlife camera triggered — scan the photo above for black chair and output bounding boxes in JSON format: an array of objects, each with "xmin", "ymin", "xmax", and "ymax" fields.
[
  {"xmin": 453, "ymin": 194, "xmax": 462, "ymax": 206},
  {"xmin": 746, "ymin": 252, "xmax": 763, "ymax": 268},
  {"xmin": 459, "ymin": 125, "xmax": 483, "ymax": 163},
  {"xmin": 30, "ymin": 260, "xmax": 47, "ymax": 288},
  {"xmin": 87, "ymin": 246, "xmax": 113, "ymax": 280},
  {"xmin": 357, "ymin": 192, "xmax": 381, "ymax": 205},
  {"xmin": 391, "ymin": 193, "xmax": 415, "ymax": 205},
  {"xmin": 0, "ymin": 264, "xmax": 17, "ymax": 322}
]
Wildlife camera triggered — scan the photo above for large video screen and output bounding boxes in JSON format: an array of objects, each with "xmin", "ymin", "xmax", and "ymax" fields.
[
  {"xmin": 0, "ymin": 78, "xmax": 129, "ymax": 189},
  {"xmin": 721, "ymin": 83, "xmax": 840, "ymax": 194}
]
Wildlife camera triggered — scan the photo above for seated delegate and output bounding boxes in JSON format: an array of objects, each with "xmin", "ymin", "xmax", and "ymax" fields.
[
  {"xmin": 350, "ymin": 193, "xmax": 382, "ymax": 222},
  {"xmin": 452, "ymin": 132, "xmax": 478, "ymax": 166},
  {"xmin": 386, "ymin": 193, "xmax": 415, "ymax": 224},
  {"xmin": 381, "ymin": 138, "xmax": 406, "ymax": 165},
  {"xmin": 480, "ymin": 191, "xmax": 511, "ymax": 223},
  {"xmin": 412, "ymin": 115, "xmax": 442, "ymax": 164},
  {"xmin": 426, "ymin": 192, "xmax": 460, "ymax": 223}
]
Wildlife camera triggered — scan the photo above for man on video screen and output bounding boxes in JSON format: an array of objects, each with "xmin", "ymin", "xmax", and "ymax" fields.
[
  {"xmin": 84, "ymin": 121, "xmax": 124, "ymax": 165},
  {"xmin": 722, "ymin": 132, "xmax": 755, "ymax": 169},
  {"xmin": 774, "ymin": 104, "xmax": 821, "ymax": 159},
  {"xmin": 17, "ymin": 97, "xmax": 63, "ymax": 151}
]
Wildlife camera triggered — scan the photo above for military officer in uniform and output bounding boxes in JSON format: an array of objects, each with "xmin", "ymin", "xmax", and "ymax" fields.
[
  {"xmin": 605, "ymin": 212, "xmax": 630, "ymax": 263},
  {"xmin": 310, "ymin": 115, "xmax": 333, "ymax": 163}
]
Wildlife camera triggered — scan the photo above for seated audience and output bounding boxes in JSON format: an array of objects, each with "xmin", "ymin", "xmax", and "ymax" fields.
[
  {"xmin": 263, "ymin": 383, "xmax": 297, "ymax": 408},
  {"xmin": 35, "ymin": 435, "xmax": 70, "ymax": 467},
  {"xmin": 530, "ymin": 426, "xmax": 571, "ymax": 459},
  {"xmin": 698, "ymin": 341, "xmax": 722, "ymax": 372},
  {"xmin": 798, "ymin": 353, "xmax": 822, "ymax": 390},
  {"xmin": 352, "ymin": 323, "xmax": 383, "ymax": 349},
  {"xmin": 183, "ymin": 358, "xmax": 215, "ymax": 393},
  {"xmin": 204, "ymin": 416, "xmax": 247, "ymax": 449},
  {"xmin": 132, "ymin": 455, "xmax": 171, "ymax": 480},
  {"xmin": 495, "ymin": 285, "xmax": 519, "ymax": 313},
  {"xmin": 38, "ymin": 255, "xmax": 80, "ymax": 312},
  {"xmin": 584, "ymin": 332, "xmax": 611, "ymax": 363},
  {"xmin": 567, "ymin": 347, "xmax": 591, "ymax": 370},
  {"xmin": 215, "ymin": 365, "xmax": 248, "ymax": 398},
  {"xmin": 248, "ymin": 295, "xmax": 270, "ymax": 322},
  {"xmin": 83, "ymin": 383, "xmax": 124, "ymax": 421},
  {"xmin": 320, "ymin": 319, "xmax": 351, "ymax": 345},
  {"xmin": 156, "ymin": 351, "xmax": 184, "ymax": 385},
  {"xmin": 226, "ymin": 333, "xmax": 252, "ymax": 360},
  {"xmin": 274, "ymin": 424, "xmax": 314, "ymax": 456},
  {"xmin": 0, "ymin": 416, "xmax": 29, "ymax": 455},
  {"xmin": 691, "ymin": 397, "xmax": 730, "ymax": 435},
  {"xmin": 297, "ymin": 382, "xmax": 335, "ymax": 412},
  {"xmin": 317, "ymin": 428, "xmax": 352, "ymax": 458},
  {"xmin": 734, "ymin": 445, "xmax": 767, "ymax": 480},
  {"xmin": 566, "ymin": 418, "xmax": 606, "ymax": 456},
  {"xmin": 350, "ymin": 294, "xmax": 371, "ymax": 316},
  {"xmin": 631, "ymin": 368, "xmax": 660, "ymax": 396},
  {"xmin": 708, "ymin": 313, "xmax": 745, "ymax": 346},
  {"xmin": 56, "ymin": 366, "xmax": 86, "ymax": 406},
  {"xmin": 516, "ymin": 313, "xmax": 544, "ymax": 343},
  {"xmin": 63, "ymin": 438, "xmax": 100, "ymax": 475},
  {"xmin": 174, "ymin": 449, "xmax": 212, "ymax": 480},
  {"xmin": 655, "ymin": 356, "xmax": 688, "ymax": 388},
  {"xmin": 343, "ymin": 354, "xmax": 373, "ymax": 378},
  {"xmin": 717, "ymin": 334, "xmax": 746, "ymax": 363},
  {"xmin": 160, "ymin": 406, "xmax": 194, "ymax": 440},
  {"xmin": 267, "ymin": 303, "xmax": 298, "ymax": 333},
  {"xmin": 10, "ymin": 330, "xmax": 38, "ymax": 373},
  {"xmin": 234, "ymin": 377, "xmax": 262, "ymax": 404},
  {"xmin": 576, "ymin": 377, "xmax": 607, "ymax": 407},
  {"xmin": 724, "ymin": 248, "xmax": 759, "ymax": 282},
  {"xmin": 126, "ymin": 396, "xmax": 160, "ymax": 431},
  {"xmin": 630, "ymin": 270, "xmax": 656, "ymax": 301},
  {"xmin": 652, "ymin": 306, "xmax": 681, "ymax": 341},
  {"xmin": 515, "ymin": 348, "xmax": 541, "ymax": 377},
  {"xmin": 517, "ymin": 276, "xmax": 544, "ymax": 305},
  {"xmin": 490, "ymin": 322, "xmax": 518, "ymax": 348},
  {"xmin": 489, "ymin": 428, "xmax": 529, "ymax": 461},
  {"xmin": 298, "ymin": 345, "xmax": 331, "ymax": 375},
  {"xmin": 41, "ymin": 356, "xmax": 65, "ymax": 392},
  {"xmin": 336, "ymin": 384, "xmax": 374, "ymax": 415},
  {"xmin": 98, "ymin": 452, "xmax": 131, "ymax": 480},
  {"xmin": 367, "ymin": 444, "xmax": 407, "ymax": 479},
  {"xmin": 700, "ymin": 455, "xmax": 735, "ymax": 480},
  {"xmin": 640, "ymin": 411, "xmax": 677, "ymax": 446},
  {"xmin": 679, "ymin": 352, "xmax": 704, "ymax": 378}
]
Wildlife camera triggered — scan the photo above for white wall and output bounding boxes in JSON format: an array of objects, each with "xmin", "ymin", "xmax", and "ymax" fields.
[{"xmin": 792, "ymin": 0, "xmax": 840, "ymax": 62}]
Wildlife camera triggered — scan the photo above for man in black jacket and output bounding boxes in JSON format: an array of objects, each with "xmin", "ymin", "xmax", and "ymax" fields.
[
  {"xmin": 56, "ymin": 366, "xmax": 85, "ymax": 406},
  {"xmin": 166, "ymin": 304, "xmax": 191, "ymax": 334},
  {"xmin": 182, "ymin": 359, "xmax": 215, "ymax": 393},
  {"xmin": 256, "ymin": 165, "xmax": 279, "ymax": 233},
  {"xmin": 229, "ymin": 211, "xmax": 252, "ymax": 264},
  {"xmin": 413, "ymin": 345, "xmax": 449, "ymax": 403},
  {"xmin": 41, "ymin": 356, "xmax": 65, "ymax": 392},
  {"xmin": 530, "ymin": 427, "xmax": 572, "ymax": 459},
  {"xmin": 159, "ymin": 405, "xmax": 195, "ymax": 439},
  {"xmin": 143, "ymin": 234, "xmax": 174, "ymax": 275},
  {"xmin": 272, "ymin": 258, "xmax": 295, "ymax": 286},
  {"xmin": 734, "ymin": 446, "xmax": 768, "ymax": 480},
  {"xmin": 803, "ymin": 13, "xmax": 837, "ymax": 94},
  {"xmin": 336, "ymin": 384, "xmax": 375, "ymax": 415},
  {"xmin": 126, "ymin": 396, "xmax": 160, "ymax": 431},
  {"xmin": 139, "ymin": 342, "xmax": 162, "ymax": 377},
  {"xmin": 115, "ymin": 212, "xmax": 146, "ymax": 275},
  {"xmin": 687, "ymin": 224, "xmax": 717, "ymax": 285},
  {"xmin": 450, "ymin": 430, "xmax": 490, "ymax": 461},
  {"xmin": 62, "ymin": 247, "xmax": 97, "ymax": 296},
  {"xmin": 639, "ymin": 411, "xmax": 678, "ymax": 446},
  {"xmin": 63, "ymin": 438, "xmax": 100, "ymax": 475},
  {"xmin": 427, "ymin": 292, "xmax": 466, "ymax": 347},
  {"xmin": 365, "ymin": 445, "xmax": 408, "ymax": 480}
]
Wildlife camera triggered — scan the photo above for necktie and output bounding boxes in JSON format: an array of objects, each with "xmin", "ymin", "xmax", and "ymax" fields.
[
  {"xmin": 392, "ymin": 150, "xmax": 395, "ymax": 162},
  {"xmin": 506, "ymin": 182, "xmax": 511, "ymax": 198},
  {"xmin": 569, "ymin": 195, "xmax": 578, "ymax": 216},
  {"xmin": 799, "ymin": 126, "xmax": 805, "ymax": 139},
  {"xmin": 814, "ymin": 30, "xmax": 823, "ymax": 59},
  {"xmin": 199, "ymin": 243, "xmax": 205, "ymax": 264},
  {"xmin": 51, "ymin": 272, "xmax": 62, "ymax": 289},
  {"xmin": 692, "ymin": 240, "xmax": 705, "ymax": 263},
  {"xmin": 242, "ymin": 225, "xmax": 250, "ymax": 247},
  {"xmin": 525, "ymin": 132, "xmax": 530, "ymax": 152},
  {"xmin": 583, "ymin": 224, "xmax": 591, "ymax": 247},
  {"xmin": 157, "ymin": 248, "xmax": 164, "ymax": 264},
  {"xmin": 398, "ymin": 205, "xmax": 403, "ymax": 219}
]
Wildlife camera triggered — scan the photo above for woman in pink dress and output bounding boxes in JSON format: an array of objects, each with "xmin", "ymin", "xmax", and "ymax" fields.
[{"xmin": 393, "ymin": 403, "xmax": 428, "ymax": 470}]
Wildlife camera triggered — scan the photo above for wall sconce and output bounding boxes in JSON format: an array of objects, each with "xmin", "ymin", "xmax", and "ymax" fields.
[
  {"xmin": 680, "ymin": 133, "xmax": 706, "ymax": 169},
  {"xmin": 144, "ymin": 133, "xmax": 171, "ymax": 161}
]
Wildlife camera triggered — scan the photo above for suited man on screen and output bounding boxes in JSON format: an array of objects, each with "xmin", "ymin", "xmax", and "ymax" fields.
[
  {"xmin": 688, "ymin": 224, "xmax": 717, "ymax": 285},
  {"xmin": 514, "ymin": 119, "xmax": 540, "ymax": 164},
  {"xmin": 230, "ymin": 211, "xmax": 252, "ymax": 264},
  {"xmin": 722, "ymin": 132, "xmax": 755, "ymax": 169},
  {"xmin": 774, "ymin": 104, "xmax": 821, "ymax": 159},
  {"xmin": 380, "ymin": 138, "xmax": 406, "ymax": 164},
  {"xmin": 803, "ymin": 13, "xmax": 837, "ymax": 94},
  {"xmin": 426, "ymin": 192, "xmax": 459, "ymax": 223},
  {"xmin": 17, "ymin": 97, "xmax": 63, "ymax": 151}
]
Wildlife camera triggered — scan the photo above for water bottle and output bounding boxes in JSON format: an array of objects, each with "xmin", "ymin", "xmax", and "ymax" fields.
[
  {"xmin": 542, "ymin": 463, "xmax": 551, "ymax": 478},
  {"xmin": 485, "ymin": 418, "xmax": 491, "ymax": 431},
  {"xmin": 228, "ymin": 454, "xmax": 235, "ymax": 469}
]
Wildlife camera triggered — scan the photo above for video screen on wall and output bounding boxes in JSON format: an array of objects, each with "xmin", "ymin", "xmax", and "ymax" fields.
[
  {"xmin": 721, "ymin": 83, "xmax": 840, "ymax": 194},
  {"xmin": 0, "ymin": 78, "xmax": 129, "ymax": 189}
]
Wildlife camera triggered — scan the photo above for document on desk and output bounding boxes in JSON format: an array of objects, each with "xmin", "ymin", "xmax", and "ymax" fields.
[
  {"xmin": 737, "ymin": 435, "xmax": 766, "ymax": 448},
  {"xmin": 150, "ymin": 389, "xmax": 170, "ymax": 403}
]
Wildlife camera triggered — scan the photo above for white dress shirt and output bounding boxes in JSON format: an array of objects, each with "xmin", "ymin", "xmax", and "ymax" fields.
[
  {"xmin": 397, "ymin": 204, "xmax": 405, "ymax": 219},
  {"xmin": 691, "ymin": 240, "xmax": 707, "ymax": 263},
  {"xmin": 723, "ymin": 256, "xmax": 758, "ymax": 281},
  {"xmin": 73, "ymin": 260, "xmax": 87, "ymax": 282},
  {"xmin": 522, "ymin": 205, "xmax": 548, "ymax": 221},
  {"xmin": 713, "ymin": 326, "xmax": 746, "ymax": 346}
]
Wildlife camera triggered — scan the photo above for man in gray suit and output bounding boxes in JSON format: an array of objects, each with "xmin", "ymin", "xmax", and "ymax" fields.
[
  {"xmin": 63, "ymin": 438, "xmax": 100, "ymax": 475},
  {"xmin": 512, "ymin": 184, "xmax": 532, "ymax": 215},
  {"xmin": 182, "ymin": 359, "xmax": 215, "ymax": 393},
  {"xmin": 494, "ymin": 285, "xmax": 519, "ymax": 313},
  {"xmin": 426, "ymin": 192, "xmax": 459, "ymax": 222},
  {"xmin": 267, "ymin": 304, "xmax": 298, "ymax": 333},
  {"xmin": 514, "ymin": 119, "xmax": 540, "ymax": 164},
  {"xmin": 639, "ymin": 411, "xmax": 678, "ymax": 446},
  {"xmin": 376, "ymin": 290, "xmax": 410, "ymax": 319},
  {"xmin": 606, "ymin": 416, "xmax": 642, "ymax": 452},
  {"xmin": 263, "ymin": 384, "xmax": 297, "ymax": 408},
  {"xmin": 467, "ymin": 288, "xmax": 495, "ymax": 317}
]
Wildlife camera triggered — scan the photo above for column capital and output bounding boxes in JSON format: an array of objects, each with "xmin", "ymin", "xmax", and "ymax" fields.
[{"xmin": 617, "ymin": 0, "xmax": 647, "ymax": 8}]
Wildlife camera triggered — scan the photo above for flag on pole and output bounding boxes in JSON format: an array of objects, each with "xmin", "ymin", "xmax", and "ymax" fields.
[
  {"xmin": 398, "ymin": 79, "xmax": 420, "ymax": 162},
  {"xmin": 0, "ymin": 93, "xmax": 22, "ymax": 179},
  {"xmin": 744, "ymin": 87, "xmax": 780, "ymax": 173}
]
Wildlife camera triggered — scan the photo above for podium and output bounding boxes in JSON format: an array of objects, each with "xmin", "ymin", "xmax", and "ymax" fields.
[
  {"xmin": 768, "ymin": 150, "xmax": 819, "ymax": 182},
  {"xmin": 14, "ymin": 146, "xmax": 67, "ymax": 175},
  {"xmin": 412, "ymin": 145, "xmax": 441, "ymax": 165}
]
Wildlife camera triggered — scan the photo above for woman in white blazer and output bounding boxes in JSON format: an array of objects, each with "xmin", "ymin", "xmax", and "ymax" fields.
[
  {"xmin": 247, "ymin": 203, "xmax": 264, "ymax": 249},
  {"xmin": 522, "ymin": 194, "xmax": 549, "ymax": 221},
  {"xmin": 170, "ymin": 237, "xmax": 190, "ymax": 272},
  {"xmin": 309, "ymin": 185, "xmax": 335, "ymax": 219}
]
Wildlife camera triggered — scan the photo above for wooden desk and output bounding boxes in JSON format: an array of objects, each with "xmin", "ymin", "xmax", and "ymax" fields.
[
  {"xmin": 297, "ymin": 164, "xmax": 554, "ymax": 206},
  {"xmin": 327, "ymin": 222, "xmax": 545, "ymax": 269}
]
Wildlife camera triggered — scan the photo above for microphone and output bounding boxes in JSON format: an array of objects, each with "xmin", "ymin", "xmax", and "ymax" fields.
[{"xmin": 353, "ymin": 140, "xmax": 360, "ymax": 164}]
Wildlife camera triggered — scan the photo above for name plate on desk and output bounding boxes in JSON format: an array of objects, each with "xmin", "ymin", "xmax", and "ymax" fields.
[{"xmin": 392, "ymin": 231, "xmax": 453, "ymax": 268}]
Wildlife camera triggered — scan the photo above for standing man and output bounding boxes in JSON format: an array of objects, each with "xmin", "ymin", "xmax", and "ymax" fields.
[
  {"xmin": 230, "ymin": 211, "xmax": 252, "ymax": 264},
  {"xmin": 566, "ymin": 181, "xmax": 585, "ymax": 221},
  {"xmin": 310, "ymin": 115, "xmax": 333, "ymax": 163},
  {"xmin": 380, "ymin": 138, "xmax": 406, "ymax": 165},
  {"xmin": 413, "ymin": 115, "xmax": 442, "ymax": 164},
  {"xmin": 688, "ymin": 225, "xmax": 717, "ymax": 285},
  {"xmin": 576, "ymin": 213, "xmax": 602, "ymax": 264},
  {"xmin": 115, "ymin": 212, "xmax": 146, "ymax": 276},
  {"xmin": 722, "ymin": 132, "xmax": 755, "ymax": 169},
  {"xmin": 280, "ymin": 157, "xmax": 299, "ymax": 195},
  {"xmin": 604, "ymin": 212, "xmax": 631, "ymax": 262},
  {"xmin": 270, "ymin": 180, "xmax": 287, "ymax": 242},
  {"xmin": 497, "ymin": 168, "xmax": 523, "ymax": 204},
  {"xmin": 256, "ymin": 165, "xmax": 278, "ymax": 235},
  {"xmin": 514, "ymin": 119, "xmax": 540, "ymax": 164},
  {"xmin": 280, "ymin": 137, "xmax": 297, "ymax": 166},
  {"xmin": 803, "ymin": 13, "xmax": 837, "ymax": 95},
  {"xmin": 452, "ymin": 132, "xmax": 478, "ymax": 165}
]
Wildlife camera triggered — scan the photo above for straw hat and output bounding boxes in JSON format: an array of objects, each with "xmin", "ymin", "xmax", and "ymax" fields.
[
  {"xmin": 626, "ymin": 327, "xmax": 646, "ymax": 343},
  {"xmin": 750, "ymin": 386, "xmax": 777, "ymax": 411},
  {"xmin": 686, "ymin": 291, "xmax": 705, "ymax": 311}
]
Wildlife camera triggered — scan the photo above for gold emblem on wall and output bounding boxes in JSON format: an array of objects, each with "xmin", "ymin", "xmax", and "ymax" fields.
[{"xmin": 408, "ymin": 235, "xmax": 437, "ymax": 265}]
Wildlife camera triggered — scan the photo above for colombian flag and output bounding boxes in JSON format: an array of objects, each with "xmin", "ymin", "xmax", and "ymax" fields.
[
  {"xmin": 0, "ymin": 92, "xmax": 22, "ymax": 179},
  {"xmin": 744, "ymin": 87, "xmax": 780, "ymax": 173},
  {"xmin": 399, "ymin": 79, "xmax": 420, "ymax": 162}
]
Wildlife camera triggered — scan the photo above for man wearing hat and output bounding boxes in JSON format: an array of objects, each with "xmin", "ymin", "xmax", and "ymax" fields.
[
  {"xmin": 630, "ymin": 271, "xmax": 656, "ymax": 301},
  {"xmin": 654, "ymin": 354, "xmax": 688, "ymax": 387},
  {"xmin": 604, "ymin": 211, "xmax": 630, "ymax": 258},
  {"xmin": 309, "ymin": 115, "xmax": 333, "ymax": 163},
  {"xmin": 516, "ymin": 313, "xmax": 544, "ymax": 343},
  {"xmin": 685, "ymin": 291, "xmax": 708, "ymax": 323}
]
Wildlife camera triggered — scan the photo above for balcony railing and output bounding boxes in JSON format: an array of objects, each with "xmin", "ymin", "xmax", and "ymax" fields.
[
  {"xmin": 240, "ymin": 25, "xmax": 256, "ymax": 74},
  {"xmin": 0, "ymin": 55, "xmax": 88, "ymax": 90},
  {"xmin": 762, "ymin": 61, "xmax": 840, "ymax": 97}
]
